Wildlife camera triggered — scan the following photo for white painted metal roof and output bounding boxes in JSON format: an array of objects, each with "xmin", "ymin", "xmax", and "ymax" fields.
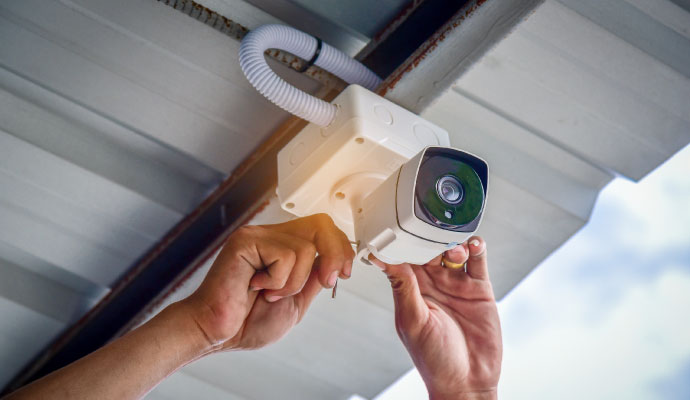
[{"xmin": 1, "ymin": 0, "xmax": 689, "ymax": 398}]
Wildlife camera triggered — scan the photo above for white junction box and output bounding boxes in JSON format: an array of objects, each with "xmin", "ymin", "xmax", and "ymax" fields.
[{"xmin": 277, "ymin": 85, "xmax": 450, "ymax": 243}]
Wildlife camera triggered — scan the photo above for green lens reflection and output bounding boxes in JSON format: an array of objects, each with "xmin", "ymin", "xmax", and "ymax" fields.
[{"xmin": 420, "ymin": 158, "xmax": 484, "ymax": 227}]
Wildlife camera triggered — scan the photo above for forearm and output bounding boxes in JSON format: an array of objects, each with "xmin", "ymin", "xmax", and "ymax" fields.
[{"xmin": 6, "ymin": 302, "xmax": 212, "ymax": 400}]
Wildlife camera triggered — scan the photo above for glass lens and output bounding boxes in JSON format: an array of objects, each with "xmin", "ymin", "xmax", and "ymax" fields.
[{"xmin": 436, "ymin": 175, "xmax": 463, "ymax": 204}]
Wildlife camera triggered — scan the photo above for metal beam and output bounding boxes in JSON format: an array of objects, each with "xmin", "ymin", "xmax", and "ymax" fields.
[
  {"xmin": 359, "ymin": 0, "xmax": 473, "ymax": 79},
  {"xmin": 157, "ymin": 0, "xmax": 347, "ymax": 92},
  {"xmin": 1, "ymin": 100, "xmax": 319, "ymax": 393},
  {"xmin": 378, "ymin": 0, "xmax": 545, "ymax": 112},
  {"xmin": 243, "ymin": 0, "xmax": 369, "ymax": 56}
]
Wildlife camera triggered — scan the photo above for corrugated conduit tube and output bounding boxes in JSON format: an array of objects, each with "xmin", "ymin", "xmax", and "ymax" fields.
[{"xmin": 239, "ymin": 24, "xmax": 382, "ymax": 127}]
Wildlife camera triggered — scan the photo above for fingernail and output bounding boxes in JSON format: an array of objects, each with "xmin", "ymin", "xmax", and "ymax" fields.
[
  {"xmin": 343, "ymin": 261, "xmax": 353, "ymax": 278},
  {"xmin": 250, "ymin": 286, "xmax": 260, "ymax": 291},
  {"xmin": 470, "ymin": 239, "xmax": 480, "ymax": 247},
  {"xmin": 448, "ymin": 245, "xmax": 464, "ymax": 254},
  {"xmin": 327, "ymin": 271, "xmax": 339, "ymax": 288},
  {"xmin": 266, "ymin": 295, "xmax": 282, "ymax": 303}
]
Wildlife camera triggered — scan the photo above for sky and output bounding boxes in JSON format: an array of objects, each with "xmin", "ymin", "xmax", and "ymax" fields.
[{"xmin": 371, "ymin": 145, "xmax": 690, "ymax": 400}]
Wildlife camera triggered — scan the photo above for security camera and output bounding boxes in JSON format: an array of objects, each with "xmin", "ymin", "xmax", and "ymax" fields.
[
  {"xmin": 239, "ymin": 26, "xmax": 489, "ymax": 265},
  {"xmin": 354, "ymin": 146, "xmax": 488, "ymax": 265},
  {"xmin": 276, "ymin": 85, "xmax": 488, "ymax": 265}
]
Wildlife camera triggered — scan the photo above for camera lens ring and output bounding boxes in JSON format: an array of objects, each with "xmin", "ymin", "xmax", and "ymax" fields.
[{"xmin": 436, "ymin": 175, "xmax": 464, "ymax": 205}]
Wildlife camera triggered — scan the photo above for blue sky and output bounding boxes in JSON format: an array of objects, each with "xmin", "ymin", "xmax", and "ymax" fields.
[{"xmin": 373, "ymin": 145, "xmax": 690, "ymax": 400}]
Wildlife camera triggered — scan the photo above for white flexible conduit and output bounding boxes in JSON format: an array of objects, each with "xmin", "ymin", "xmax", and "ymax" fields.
[{"xmin": 239, "ymin": 24, "xmax": 382, "ymax": 127}]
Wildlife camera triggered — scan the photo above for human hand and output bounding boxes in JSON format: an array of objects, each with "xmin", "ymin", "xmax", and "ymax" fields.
[
  {"xmin": 2, "ymin": 215, "xmax": 353, "ymax": 400},
  {"xmin": 369, "ymin": 237, "xmax": 502, "ymax": 400},
  {"xmin": 179, "ymin": 214, "xmax": 354, "ymax": 352}
]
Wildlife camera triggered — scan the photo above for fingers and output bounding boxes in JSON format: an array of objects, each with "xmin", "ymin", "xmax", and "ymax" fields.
[
  {"xmin": 200, "ymin": 226, "xmax": 267, "ymax": 299},
  {"xmin": 245, "ymin": 238, "xmax": 297, "ymax": 290},
  {"xmin": 339, "ymin": 234, "xmax": 354, "ymax": 279},
  {"xmin": 294, "ymin": 269, "xmax": 324, "ymax": 321},
  {"xmin": 465, "ymin": 236, "xmax": 489, "ymax": 280},
  {"xmin": 310, "ymin": 214, "xmax": 354, "ymax": 287},
  {"xmin": 214, "ymin": 214, "xmax": 356, "ymax": 304},
  {"xmin": 270, "ymin": 213, "xmax": 354, "ymax": 288},
  {"xmin": 248, "ymin": 234, "xmax": 316, "ymax": 302},
  {"xmin": 415, "ymin": 237, "xmax": 494, "ymax": 301},
  {"xmin": 317, "ymin": 255, "xmax": 343, "ymax": 289},
  {"xmin": 444, "ymin": 243, "xmax": 469, "ymax": 266},
  {"xmin": 416, "ymin": 244, "xmax": 471, "ymax": 293},
  {"xmin": 425, "ymin": 238, "xmax": 487, "ymax": 281},
  {"xmin": 369, "ymin": 254, "xmax": 428, "ymax": 334},
  {"xmin": 245, "ymin": 214, "xmax": 354, "ymax": 303}
]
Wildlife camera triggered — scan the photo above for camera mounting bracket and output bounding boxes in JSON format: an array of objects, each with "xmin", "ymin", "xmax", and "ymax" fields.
[{"xmin": 277, "ymin": 85, "xmax": 450, "ymax": 241}]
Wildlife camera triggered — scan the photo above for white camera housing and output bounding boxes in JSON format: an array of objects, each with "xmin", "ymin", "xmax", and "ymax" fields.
[
  {"xmin": 277, "ymin": 85, "xmax": 487, "ymax": 265},
  {"xmin": 355, "ymin": 146, "xmax": 488, "ymax": 265}
]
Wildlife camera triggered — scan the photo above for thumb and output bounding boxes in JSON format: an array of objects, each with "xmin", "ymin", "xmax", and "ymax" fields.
[{"xmin": 369, "ymin": 255, "xmax": 428, "ymax": 334}]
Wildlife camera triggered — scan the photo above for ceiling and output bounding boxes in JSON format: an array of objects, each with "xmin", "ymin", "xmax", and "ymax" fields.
[{"xmin": 1, "ymin": 0, "xmax": 688, "ymax": 398}]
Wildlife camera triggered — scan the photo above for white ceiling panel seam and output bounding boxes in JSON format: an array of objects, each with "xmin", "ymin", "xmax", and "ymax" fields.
[
  {"xmin": 2, "ymin": 0, "xmax": 270, "ymax": 140},
  {"xmin": 0, "ymin": 85, "xmax": 212, "ymax": 215},
  {"xmin": 520, "ymin": 1, "xmax": 690, "ymax": 119},
  {"xmin": 557, "ymin": 0, "xmax": 690, "ymax": 79},
  {"xmin": 478, "ymin": 31, "xmax": 690, "ymax": 156},
  {"xmin": 0, "ymin": 11, "xmax": 264, "ymax": 174},
  {"xmin": 0, "ymin": 132, "xmax": 183, "ymax": 238},
  {"xmin": 0, "ymin": 66, "xmax": 224, "ymax": 190},
  {"xmin": 0, "ymin": 258, "xmax": 94, "ymax": 323},
  {"xmin": 621, "ymin": 0, "xmax": 690, "ymax": 40}
]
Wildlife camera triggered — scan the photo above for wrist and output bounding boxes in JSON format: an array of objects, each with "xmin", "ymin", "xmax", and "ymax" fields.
[
  {"xmin": 153, "ymin": 302, "xmax": 219, "ymax": 359},
  {"xmin": 428, "ymin": 388, "xmax": 497, "ymax": 400}
]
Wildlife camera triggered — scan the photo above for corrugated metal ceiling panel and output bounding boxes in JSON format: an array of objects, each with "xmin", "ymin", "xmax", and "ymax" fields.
[{"xmin": 1, "ymin": 0, "xmax": 688, "ymax": 398}]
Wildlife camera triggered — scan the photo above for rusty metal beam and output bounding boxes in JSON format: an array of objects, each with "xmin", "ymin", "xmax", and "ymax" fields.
[
  {"xmin": 157, "ymin": 0, "xmax": 347, "ymax": 92},
  {"xmin": 359, "ymin": 0, "xmax": 473, "ymax": 79},
  {"xmin": 0, "ymin": 94, "xmax": 325, "ymax": 393},
  {"xmin": 378, "ymin": 0, "xmax": 545, "ymax": 112}
]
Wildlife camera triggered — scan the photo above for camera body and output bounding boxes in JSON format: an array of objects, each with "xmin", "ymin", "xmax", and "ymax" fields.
[
  {"xmin": 355, "ymin": 146, "xmax": 488, "ymax": 265},
  {"xmin": 277, "ymin": 85, "xmax": 488, "ymax": 265}
]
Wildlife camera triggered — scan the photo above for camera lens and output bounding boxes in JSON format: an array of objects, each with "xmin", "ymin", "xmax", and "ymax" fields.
[
  {"xmin": 436, "ymin": 175, "xmax": 464, "ymax": 205},
  {"xmin": 414, "ymin": 148, "xmax": 487, "ymax": 232}
]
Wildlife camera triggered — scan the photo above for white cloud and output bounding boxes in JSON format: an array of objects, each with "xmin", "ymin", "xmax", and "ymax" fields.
[
  {"xmin": 498, "ymin": 267, "xmax": 690, "ymax": 400},
  {"xmin": 599, "ymin": 148, "xmax": 690, "ymax": 251},
  {"xmin": 496, "ymin": 146, "xmax": 690, "ymax": 399}
]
